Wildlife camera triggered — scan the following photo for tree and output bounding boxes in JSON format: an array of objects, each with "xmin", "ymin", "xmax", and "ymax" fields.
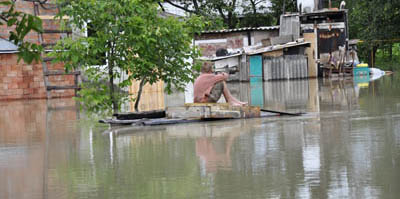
[
  {"xmin": 0, "ymin": 0, "xmax": 43, "ymax": 63},
  {"xmin": 163, "ymin": 0, "xmax": 274, "ymax": 29},
  {"xmin": 269, "ymin": 0, "xmax": 297, "ymax": 25},
  {"xmin": 50, "ymin": 0, "xmax": 204, "ymax": 114},
  {"xmin": 347, "ymin": 0, "xmax": 400, "ymax": 67}
]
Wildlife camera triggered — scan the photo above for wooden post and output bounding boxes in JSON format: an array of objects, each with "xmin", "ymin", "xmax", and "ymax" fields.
[{"xmin": 371, "ymin": 49, "xmax": 374, "ymax": 68}]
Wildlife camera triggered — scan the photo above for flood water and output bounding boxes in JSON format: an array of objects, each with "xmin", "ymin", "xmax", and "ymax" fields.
[{"xmin": 1, "ymin": 74, "xmax": 400, "ymax": 199}]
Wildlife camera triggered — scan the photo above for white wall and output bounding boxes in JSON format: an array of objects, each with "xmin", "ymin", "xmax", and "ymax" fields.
[{"xmin": 297, "ymin": 0, "xmax": 316, "ymax": 12}]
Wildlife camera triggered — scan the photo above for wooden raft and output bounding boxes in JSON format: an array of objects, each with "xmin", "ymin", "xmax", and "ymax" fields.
[{"xmin": 166, "ymin": 103, "xmax": 261, "ymax": 119}]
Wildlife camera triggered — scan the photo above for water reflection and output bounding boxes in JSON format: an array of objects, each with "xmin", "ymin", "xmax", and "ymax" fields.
[
  {"xmin": 1, "ymin": 74, "xmax": 400, "ymax": 198},
  {"xmin": 0, "ymin": 99, "xmax": 79, "ymax": 199}
]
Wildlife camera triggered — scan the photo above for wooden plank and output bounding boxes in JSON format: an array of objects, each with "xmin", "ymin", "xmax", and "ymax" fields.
[
  {"xmin": 44, "ymin": 70, "xmax": 80, "ymax": 76},
  {"xmin": 47, "ymin": 85, "xmax": 80, "ymax": 90},
  {"xmin": 166, "ymin": 106, "xmax": 210, "ymax": 119},
  {"xmin": 304, "ymin": 33, "xmax": 317, "ymax": 77},
  {"xmin": 142, "ymin": 118, "xmax": 199, "ymax": 126},
  {"xmin": 43, "ymin": 29, "xmax": 72, "ymax": 34},
  {"xmin": 38, "ymin": 15, "xmax": 70, "ymax": 20},
  {"xmin": 167, "ymin": 103, "xmax": 260, "ymax": 119},
  {"xmin": 99, "ymin": 118, "xmax": 142, "ymax": 125},
  {"xmin": 185, "ymin": 103, "xmax": 229, "ymax": 107},
  {"xmin": 43, "ymin": 57, "xmax": 55, "ymax": 62},
  {"xmin": 129, "ymin": 80, "xmax": 165, "ymax": 111},
  {"xmin": 262, "ymin": 49, "xmax": 283, "ymax": 57},
  {"xmin": 260, "ymin": 109, "xmax": 303, "ymax": 116}
]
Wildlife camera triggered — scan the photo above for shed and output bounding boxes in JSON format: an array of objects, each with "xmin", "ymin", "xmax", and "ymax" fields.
[
  {"xmin": 246, "ymin": 41, "xmax": 311, "ymax": 81},
  {"xmin": 199, "ymin": 53, "xmax": 246, "ymax": 82},
  {"xmin": 300, "ymin": 9, "xmax": 349, "ymax": 76},
  {"xmin": 195, "ymin": 26, "xmax": 279, "ymax": 57}
]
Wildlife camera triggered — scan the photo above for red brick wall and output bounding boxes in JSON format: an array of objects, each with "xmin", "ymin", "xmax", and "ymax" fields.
[
  {"xmin": 196, "ymin": 32, "xmax": 246, "ymax": 57},
  {"xmin": 195, "ymin": 30, "xmax": 279, "ymax": 57},
  {"xmin": 1, "ymin": 1, "xmax": 75, "ymax": 100},
  {"xmin": 0, "ymin": 54, "xmax": 75, "ymax": 100}
]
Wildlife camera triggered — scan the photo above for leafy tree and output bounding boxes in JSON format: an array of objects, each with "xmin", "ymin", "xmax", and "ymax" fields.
[
  {"xmin": 269, "ymin": 0, "xmax": 297, "ymax": 25},
  {"xmin": 50, "ymin": 0, "xmax": 204, "ymax": 114},
  {"xmin": 347, "ymin": 0, "xmax": 400, "ymax": 67},
  {"xmin": 163, "ymin": 0, "xmax": 274, "ymax": 28},
  {"xmin": 0, "ymin": 0, "xmax": 43, "ymax": 63},
  {"xmin": 238, "ymin": 0, "xmax": 274, "ymax": 27}
]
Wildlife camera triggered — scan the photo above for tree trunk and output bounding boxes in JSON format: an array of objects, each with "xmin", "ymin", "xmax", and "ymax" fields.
[
  {"xmin": 368, "ymin": 46, "xmax": 378, "ymax": 68},
  {"xmin": 109, "ymin": 62, "xmax": 118, "ymax": 114},
  {"xmin": 250, "ymin": 0, "xmax": 257, "ymax": 14},
  {"xmin": 373, "ymin": 46, "xmax": 378, "ymax": 67},
  {"xmin": 134, "ymin": 78, "xmax": 146, "ymax": 112},
  {"xmin": 389, "ymin": 43, "xmax": 393, "ymax": 61}
]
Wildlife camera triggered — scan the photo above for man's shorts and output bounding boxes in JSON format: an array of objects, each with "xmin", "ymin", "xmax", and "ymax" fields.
[{"xmin": 206, "ymin": 81, "xmax": 224, "ymax": 103}]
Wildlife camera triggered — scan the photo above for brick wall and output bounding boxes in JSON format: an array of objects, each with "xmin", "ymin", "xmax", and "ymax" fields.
[
  {"xmin": 196, "ymin": 32, "xmax": 246, "ymax": 57},
  {"xmin": 1, "ymin": 0, "xmax": 75, "ymax": 100},
  {"xmin": 195, "ymin": 29, "xmax": 279, "ymax": 57},
  {"xmin": 0, "ymin": 54, "xmax": 75, "ymax": 100}
]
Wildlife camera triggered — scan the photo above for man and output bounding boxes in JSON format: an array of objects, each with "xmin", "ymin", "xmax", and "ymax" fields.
[{"xmin": 193, "ymin": 64, "xmax": 247, "ymax": 106}]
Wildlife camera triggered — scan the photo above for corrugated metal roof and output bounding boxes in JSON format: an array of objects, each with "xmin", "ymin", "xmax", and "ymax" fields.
[
  {"xmin": 201, "ymin": 26, "xmax": 279, "ymax": 34},
  {"xmin": 246, "ymin": 41, "xmax": 310, "ymax": 55},
  {"xmin": 0, "ymin": 38, "xmax": 18, "ymax": 53},
  {"xmin": 199, "ymin": 53, "xmax": 242, "ymax": 61}
]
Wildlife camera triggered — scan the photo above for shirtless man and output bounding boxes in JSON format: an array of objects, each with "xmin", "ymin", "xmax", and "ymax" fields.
[{"xmin": 193, "ymin": 64, "xmax": 247, "ymax": 106}]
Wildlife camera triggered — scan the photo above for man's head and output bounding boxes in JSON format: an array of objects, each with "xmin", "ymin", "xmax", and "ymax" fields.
[{"xmin": 201, "ymin": 63, "xmax": 213, "ymax": 73}]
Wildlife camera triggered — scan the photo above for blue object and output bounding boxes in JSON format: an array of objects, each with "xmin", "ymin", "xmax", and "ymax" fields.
[
  {"xmin": 250, "ymin": 77, "xmax": 264, "ymax": 107},
  {"xmin": 250, "ymin": 55, "xmax": 263, "ymax": 77},
  {"xmin": 353, "ymin": 67, "xmax": 370, "ymax": 77}
]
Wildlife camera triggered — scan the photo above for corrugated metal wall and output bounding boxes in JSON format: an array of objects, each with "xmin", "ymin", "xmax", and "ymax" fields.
[
  {"xmin": 263, "ymin": 79, "xmax": 309, "ymax": 109},
  {"xmin": 263, "ymin": 55, "xmax": 308, "ymax": 81}
]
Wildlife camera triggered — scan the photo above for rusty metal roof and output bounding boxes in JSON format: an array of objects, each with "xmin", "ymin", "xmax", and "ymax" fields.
[
  {"xmin": 0, "ymin": 38, "xmax": 18, "ymax": 53},
  {"xmin": 201, "ymin": 26, "xmax": 279, "ymax": 34}
]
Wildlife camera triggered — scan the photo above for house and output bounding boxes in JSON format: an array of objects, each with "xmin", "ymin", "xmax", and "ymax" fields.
[
  {"xmin": 246, "ymin": 41, "xmax": 311, "ymax": 81},
  {"xmin": 195, "ymin": 17, "xmax": 313, "ymax": 81},
  {"xmin": 195, "ymin": 26, "xmax": 279, "ymax": 58},
  {"xmin": 300, "ymin": 9, "xmax": 351, "ymax": 77},
  {"xmin": 0, "ymin": 1, "xmax": 77, "ymax": 100}
]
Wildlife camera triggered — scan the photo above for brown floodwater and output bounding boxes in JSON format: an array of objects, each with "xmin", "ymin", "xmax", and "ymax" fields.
[{"xmin": 1, "ymin": 74, "xmax": 400, "ymax": 199}]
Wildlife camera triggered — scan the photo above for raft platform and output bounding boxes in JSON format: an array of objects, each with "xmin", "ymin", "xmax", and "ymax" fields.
[{"xmin": 100, "ymin": 103, "xmax": 301, "ymax": 126}]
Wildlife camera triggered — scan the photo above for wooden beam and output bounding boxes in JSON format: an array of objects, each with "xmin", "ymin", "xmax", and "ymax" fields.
[{"xmin": 38, "ymin": 15, "xmax": 70, "ymax": 20}]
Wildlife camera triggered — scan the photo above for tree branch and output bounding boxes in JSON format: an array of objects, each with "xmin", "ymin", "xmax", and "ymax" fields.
[
  {"xmin": 163, "ymin": 0, "xmax": 197, "ymax": 14},
  {"xmin": 0, "ymin": 15, "xmax": 9, "ymax": 23},
  {"xmin": 192, "ymin": 0, "xmax": 200, "ymax": 12},
  {"xmin": 158, "ymin": 2, "xmax": 165, "ymax": 12},
  {"xmin": 249, "ymin": 0, "xmax": 257, "ymax": 14}
]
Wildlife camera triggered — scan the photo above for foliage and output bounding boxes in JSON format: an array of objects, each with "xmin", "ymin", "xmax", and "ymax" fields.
[
  {"xmin": 163, "ymin": 0, "xmax": 275, "ymax": 29},
  {"xmin": 268, "ymin": 0, "xmax": 297, "ymax": 25},
  {"xmin": 50, "ymin": 0, "xmax": 204, "ymax": 113},
  {"xmin": 0, "ymin": 0, "xmax": 43, "ymax": 63},
  {"xmin": 347, "ymin": 0, "xmax": 400, "ymax": 68}
]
